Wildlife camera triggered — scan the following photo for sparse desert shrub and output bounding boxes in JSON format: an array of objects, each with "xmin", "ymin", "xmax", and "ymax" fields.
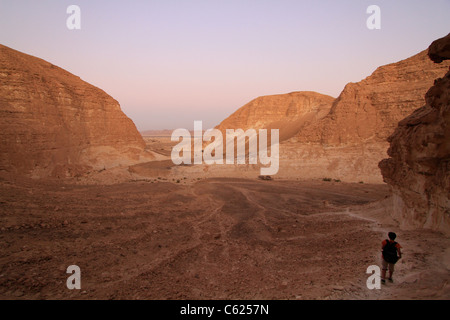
[
  {"xmin": 359, "ymin": 181, "xmax": 364, "ymax": 184},
  {"xmin": 322, "ymin": 178, "xmax": 332, "ymax": 182},
  {"xmin": 334, "ymin": 179, "xmax": 341, "ymax": 182}
]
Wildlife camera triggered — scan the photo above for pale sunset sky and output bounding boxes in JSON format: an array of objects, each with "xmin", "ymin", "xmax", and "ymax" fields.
[{"xmin": 1, "ymin": 0, "xmax": 449, "ymax": 130}]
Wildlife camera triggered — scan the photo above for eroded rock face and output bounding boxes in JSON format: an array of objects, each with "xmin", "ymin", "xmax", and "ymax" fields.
[
  {"xmin": 215, "ymin": 91, "xmax": 335, "ymax": 142},
  {"xmin": 379, "ymin": 33, "xmax": 450, "ymax": 234},
  {"xmin": 214, "ymin": 48, "xmax": 450, "ymax": 182},
  {"xmin": 278, "ymin": 48, "xmax": 450, "ymax": 183},
  {"xmin": 0, "ymin": 44, "xmax": 147, "ymax": 178},
  {"xmin": 429, "ymin": 33, "xmax": 450, "ymax": 63},
  {"xmin": 295, "ymin": 50, "xmax": 450, "ymax": 145}
]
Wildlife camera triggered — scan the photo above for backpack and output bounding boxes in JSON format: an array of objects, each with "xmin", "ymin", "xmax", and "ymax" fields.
[{"xmin": 382, "ymin": 240, "xmax": 399, "ymax": 264}]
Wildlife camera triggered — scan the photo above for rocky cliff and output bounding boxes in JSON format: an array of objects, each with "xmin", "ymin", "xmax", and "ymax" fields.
[
  {"xmin": 295, "ymin": 50, "xmax": 450, "ymax": 145},
  {"xmin": 379, "ymin": 34, "xmax": 450, "ymax": 234},
  {"xmin": 278, "ymin": 47, "xmax": 450, "ymax": 182},
  {"xmin": 0, "ymin": 44, "xmax": 147, "ymax": 178},
  {"xmin": 212, "ymin": 47, "xmax": 450, "ymax": 182},
  {"xmin": 216, "ymin": 91, "xmax": 335, "ymax": 142}
]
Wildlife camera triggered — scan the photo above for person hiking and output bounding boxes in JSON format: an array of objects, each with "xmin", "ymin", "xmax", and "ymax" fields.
[{"xmin": 381, "ymin": 232, "xmax": 402, "ymax": 284}]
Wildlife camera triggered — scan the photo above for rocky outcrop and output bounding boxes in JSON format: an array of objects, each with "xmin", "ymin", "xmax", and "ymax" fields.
[
  {"xmin": 278, "ymin": 47, "xmax": 450, "ymax": 182},
  {"xmin": 0, "ymin": 44, "xmax": 148, "ymax": 178},
  {"xmin": 429, "ymin": 33, "xmax": 450, "ymax": 63},
  {"xmin": 379, "ymin": 33, "xmax": 450, "ymax": 234},
  {"xmin": 295, "ymin": 50, "xmax": 450, "ymax": 145},
  {"xmin": 216, "ymin": 91, "xmax": 335, "ymax": 142},
  {"xmin": 209, "ymin": 47, "xmax": 450, "ymax": 182}
]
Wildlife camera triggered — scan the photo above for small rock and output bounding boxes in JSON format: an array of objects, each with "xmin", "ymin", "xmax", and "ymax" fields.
[{"xmin": 14, "ymin": 290, "xmax": 24, "ymax": 297}]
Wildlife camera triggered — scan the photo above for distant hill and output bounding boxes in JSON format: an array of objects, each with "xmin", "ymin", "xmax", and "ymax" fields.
[{"xmin": 215, "ymin": 91, "xmax": 335, "ymax": 142}]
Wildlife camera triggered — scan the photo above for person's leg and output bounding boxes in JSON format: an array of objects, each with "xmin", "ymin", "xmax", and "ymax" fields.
[
  {"xmin": 388, "ymin": 263, "xmax": 395, "ymax": 281},
  {"xmin": 381, "ymin": 259, "xmax": 387, "ymax": 283}
]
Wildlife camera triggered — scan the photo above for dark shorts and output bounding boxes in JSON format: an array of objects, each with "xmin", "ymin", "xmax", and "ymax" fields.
[{"xmin": 382, "ymin": 258, "xmax": 395, "ymax": 273}]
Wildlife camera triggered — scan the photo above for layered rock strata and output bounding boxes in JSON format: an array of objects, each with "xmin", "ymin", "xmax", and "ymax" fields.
[
  {"xmin": 214, "ymin": 47, "xmax": 450, "ymax": 182},
  {"xmin": 0, "ymin": 44, "xmax": 147, "ymax": 178},
  {"xmin": 379, "ymin": 34, "xmax": 450, "ymax": 234}
]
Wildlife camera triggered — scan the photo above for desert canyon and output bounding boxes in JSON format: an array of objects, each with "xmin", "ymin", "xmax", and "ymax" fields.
[{"xmin": 0, "ymin": 34, "xmax": 449, "ymax": 300}]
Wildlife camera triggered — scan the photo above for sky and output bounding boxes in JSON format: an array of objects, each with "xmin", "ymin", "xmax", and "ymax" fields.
[{"xmin": 1, "ymin": 0, "xmax": 450, "ymax": 131}]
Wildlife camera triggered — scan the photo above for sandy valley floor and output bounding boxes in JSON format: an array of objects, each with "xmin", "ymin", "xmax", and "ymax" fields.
[{"xmin": 0, "ymin": 173, "xmax": 448, "ymax": 300}]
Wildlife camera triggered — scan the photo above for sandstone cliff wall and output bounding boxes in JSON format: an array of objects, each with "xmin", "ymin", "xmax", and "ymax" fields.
[
  {"xmin": 379, "ymin": 34, "xmax": 450, "ymax": 234},
  {"xmin": 212, "ymin": 48, "xmax": 450, "ymax": 182},
  {"xmin": 280, "ymin": 49, "xmax": 450, "ymax": 182},
  {"xmin": 0, "ymin": 44, "xmax": 147, "ymax": 178},
  {"xmin": 216, "ymin": 91, "xmax": 335, "ymax": 142}
]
